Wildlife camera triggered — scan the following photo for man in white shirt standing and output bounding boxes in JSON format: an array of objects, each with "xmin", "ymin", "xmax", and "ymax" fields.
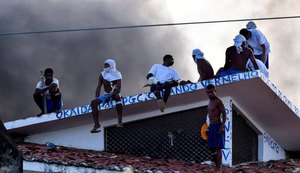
[
  {"xmin": 33, "ymin": 68, "xmax": 62, "ymax": 117},
  {"xmin": 240, "ymin": 23, "xmax": 271, "ymax": 69},
  {"xmin": 146, "ymin": 54, "xmax": 180, "ymax": 112}
]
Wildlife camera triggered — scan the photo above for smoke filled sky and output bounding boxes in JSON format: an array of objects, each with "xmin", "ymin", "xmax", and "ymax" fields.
[{"xmin": 0, "ymin": 0, "xmax": 300, "ymax": 122}]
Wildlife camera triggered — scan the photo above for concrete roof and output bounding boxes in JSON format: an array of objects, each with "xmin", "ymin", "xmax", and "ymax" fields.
[{"xmin": 5, "ymin": 70, "xmax": 300, "ymax": 151}]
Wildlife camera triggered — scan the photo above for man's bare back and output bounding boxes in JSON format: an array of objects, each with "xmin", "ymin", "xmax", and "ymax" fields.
[{"xmin": 225, "ymin": 46, "xmax": 253, "ymax": 71}]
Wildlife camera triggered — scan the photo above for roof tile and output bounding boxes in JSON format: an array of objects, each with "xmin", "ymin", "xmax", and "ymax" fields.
[{"xmin": 18, "ymin": 142, "xmax": 300, "ymax": 173}]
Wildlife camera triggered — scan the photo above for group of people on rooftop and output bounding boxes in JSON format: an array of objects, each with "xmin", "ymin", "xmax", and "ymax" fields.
[{"xmin": 33, "ymin": 21, "xmax": 270, "ymax": 173}]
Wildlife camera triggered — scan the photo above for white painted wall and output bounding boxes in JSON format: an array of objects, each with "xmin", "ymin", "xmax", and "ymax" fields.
[
  {"xmin": 25, "ymin": 124, "xmax": 104, "ymax": 150},
  {"xmin": 259, "ymin": 133, "xmax": 287, "ymax": 161},
  {"xmin": 221, "ymin": 97, "xmax": 233, "ymax": 166}
]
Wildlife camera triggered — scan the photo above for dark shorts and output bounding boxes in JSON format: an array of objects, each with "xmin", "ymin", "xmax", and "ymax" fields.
[
  {"xmin": 208, "ymin": 123, "xmax": 225, "ymax": 150},
  {"xmin": 150, "ymin": 81, "xmax": 177, "ymax": 92}
]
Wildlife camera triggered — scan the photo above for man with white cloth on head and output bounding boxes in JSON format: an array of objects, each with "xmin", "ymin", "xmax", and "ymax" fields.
[
  {"xmin": 90, "ymin": 59, "xmax": 123, "ymax": 133},
  {"xmin": 192, "ymin": 48, "xmax": 214, "ymax": 82},
  {"xmin": 218, "ymin": 34, "xmax": 259, "ymax": 77}
]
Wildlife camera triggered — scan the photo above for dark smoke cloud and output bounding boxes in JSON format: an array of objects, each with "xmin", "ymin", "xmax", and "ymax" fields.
[{"xmin": 0, "ymin": 0, "xmax": 191, "ymax": 121}]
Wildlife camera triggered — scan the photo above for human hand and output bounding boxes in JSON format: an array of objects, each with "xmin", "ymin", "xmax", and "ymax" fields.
[
  {"xmin": 104, "ymin": 96, "xmax": 111, "ymax": 104},
  {"xmin": 218, "ymin": 125, "xmax": 225, "ymax": 134}
]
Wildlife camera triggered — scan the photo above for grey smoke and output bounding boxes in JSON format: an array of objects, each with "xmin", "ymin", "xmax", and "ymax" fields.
[
  {"xmin": 1, "ymin": 0, "xmax": 300, "ymax": 122},
  {"xmin": 0, "ymin": 0, "xmax": 191, "ymax": 121}
]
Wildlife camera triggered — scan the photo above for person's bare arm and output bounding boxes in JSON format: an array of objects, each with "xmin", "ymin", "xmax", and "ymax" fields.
[
  {"xmin": 112, "ymin": 79, "xmax": 121, "ymax": 95},
  {"xmin": 34, "ymin": 83, "xmax": 57, "ymax": 95},
  {"xmin": 95, "ymin": 74, "xmax": 103, "ymax": 98},
  {"xmin": 249, "ymin": 50, "xmax": 259, "ymax": 70},
  {"xmin": 224, "ymin": 48, "xmax": 231, "ymax": 70},
  {"xmin": 260, "ymin": 44, "xmax": 267, "ymax": 63},
  {"xmin": 218, "ymin": 99, "xmax": 227, "ymax": 133}
]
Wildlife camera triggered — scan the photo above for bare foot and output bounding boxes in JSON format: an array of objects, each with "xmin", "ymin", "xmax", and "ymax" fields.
[{"xmin": 157, "ymin": 99, "xmax": 166, "ymax": 112}]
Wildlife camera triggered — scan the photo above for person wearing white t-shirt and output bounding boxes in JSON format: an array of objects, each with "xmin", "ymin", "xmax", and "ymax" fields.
[
  {"xmin": 240, "ymin": 27, "xmax": 271, "ymax": 69},
  {"xmin": 33, "ymin": 68, "xmax": 62, "ymax": 117},
  {"xmin": 146, "ymin": 55, "xmax": 180, "ymax": 112}
]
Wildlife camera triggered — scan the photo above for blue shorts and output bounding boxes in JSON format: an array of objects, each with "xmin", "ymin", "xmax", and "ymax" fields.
[
  {"xmin": 208, "ymin": 123, "xmax": 225, "ymax": 150},
  {"xmin": 43, "ymin": 98, "xmax": 62, "ymax": 113},
  {"xmin": 218, "ymin": 68, "xmax": 244, "ymax": 77},
  {"xmin": 96, "ymin": 93, "xmax": 110, "ymax": 102}
]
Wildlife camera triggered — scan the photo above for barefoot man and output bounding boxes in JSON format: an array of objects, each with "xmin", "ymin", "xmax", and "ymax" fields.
[
  {"xmin": 206, "ymin": 84, "xmax": 226, "ymax": 173},
  {"xmin": 90, "ymin": 59, "xmax": 123, "ymax": 133}
]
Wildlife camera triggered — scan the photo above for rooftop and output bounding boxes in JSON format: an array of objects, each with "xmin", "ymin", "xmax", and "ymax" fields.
[
  {"xmin": 19, "ymin": 142, "xmax": 300, "ymax": 173},
  {"xmin": 5, "ymin": 71, "xmax": 300, "ymax": 151}
]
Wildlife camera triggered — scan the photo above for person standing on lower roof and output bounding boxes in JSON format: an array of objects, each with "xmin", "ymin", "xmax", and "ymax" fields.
[
  {"xmin": 90, "ymin": 59, "xmax": 123, "ymax": 133},
  {"xmin": 206, "ymin": 84, "xmax": 226, "ymax": 173},
  {"xmin": 192, "ymin": 48, "xmax": 215, "ymax": 81}
]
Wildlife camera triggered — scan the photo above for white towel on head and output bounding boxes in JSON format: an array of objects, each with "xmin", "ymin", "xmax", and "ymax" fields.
[
  {"xmin": 192, "ymin": 48, "xmax": 205, "ymax": 63},
  {"xmin": 102, "ymin": 58, "xmax": 122, "ymax": 81},
  {"xmin": 246, "ymin": 21, "xmax": 257, "ymax": 29},
  {"xmin": 233, "ymin": 34, "xmax": 246, "ymax": 54}
]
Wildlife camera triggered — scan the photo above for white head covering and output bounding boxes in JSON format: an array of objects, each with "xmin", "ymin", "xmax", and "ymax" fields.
[
  {"xmin": 246, "ymin": 21, "xmax": 257, "ymax": 29},
  {"xmin": 102, "ymin": 58, "xmax": 122, "ymax": 81},
  {"xmin": 192, "ymin": 48, "xmax": 205, "ymax": 61},
  {"xmin": 233, "ymin": 34, "xmax": 246, "ymax": 54}
]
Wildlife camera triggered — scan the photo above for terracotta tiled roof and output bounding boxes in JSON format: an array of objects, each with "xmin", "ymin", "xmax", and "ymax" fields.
[{"xmin": 18, "ymin": 142, "xmax": 300, "ymax": 173}]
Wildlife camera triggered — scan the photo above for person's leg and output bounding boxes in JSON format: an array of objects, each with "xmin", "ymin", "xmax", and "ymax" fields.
[
  {"xmin": 33, "ymin": 93, "xmax": 45, "ymax": 116},
  {"xmin": 150, "ymin": 84, "xmax": 162, "ymax": 100},
  {"xmin": 216, "ymin": 149, "xmax": 223, "ymax": 173},
  {"xmin": 210, "ymin": 149, "xmax": 217, "ymax": 164},
  {"xmin": 265, "ymin": 54, "xmax": 269, "ymax": 69},
  {"xmin": 90, "ymin": 98, "xmax": 102, "ymax": 133},
  {"xmin": 163, "ymin": 82, "xmax": 172, "ymax": 103},
  {"xmin": 113, "ymin": 95, "xmax": 123, "ymax": 127},
  {"xmin": 151, "ymin": 84, "xmax": 165, "ymax": 112},
  {"xmin": 51, "ymin": 92, "xmax": 62, "ymax": 112}
]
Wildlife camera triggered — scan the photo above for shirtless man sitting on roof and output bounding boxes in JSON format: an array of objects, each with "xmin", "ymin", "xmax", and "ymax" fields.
[
  {"xmin": 218, "ymin": 34, "xmax": 259, "ymax": 76},
  {"xmin": 90, "ymin": 59, "xmax": 123, "ymax": 133}
]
